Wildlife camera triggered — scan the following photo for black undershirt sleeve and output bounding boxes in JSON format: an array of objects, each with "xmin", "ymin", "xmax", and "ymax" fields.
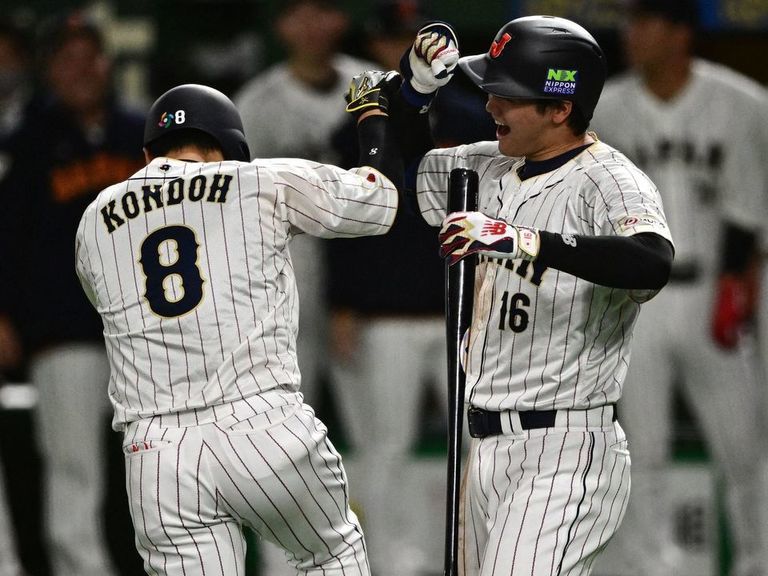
[
  {"xmin": 536, "ymin": 231, "xmax": 674, "ymax": 290},
  {"xmin": 355, "ymin": 114, "xmax": 403, "ymax": 193},
  {"xmin": 390, "ymin": 88, "xmax": 435, "ymax": 171},
  {"xmin": 390, "ymin": 89, "xmax": 434, "ymax": 213}
]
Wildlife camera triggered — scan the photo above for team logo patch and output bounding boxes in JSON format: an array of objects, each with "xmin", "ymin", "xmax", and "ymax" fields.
[
  {"xmin": 618, "ymin": 214, "xmax": 665, "ymax": 231},
  {"xmin": 158, "ymin": 109, "xmax": 187, "ymax": 128},
  {"xmin": 489, "ymin": 32, "xmax": 512, "ymax": 58},
  {"xmin": 543, "ymin": 68, "xmax": 578, "ymax": 95}
]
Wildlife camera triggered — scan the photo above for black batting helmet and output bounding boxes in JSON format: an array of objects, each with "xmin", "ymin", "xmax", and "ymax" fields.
[
  {"xmin": 143, "ymin": 84, "xmax": 250, "ymax": 161},
  {"xmin": 458, "ymin": 15, "xmax": 606, "ymax": 123}
]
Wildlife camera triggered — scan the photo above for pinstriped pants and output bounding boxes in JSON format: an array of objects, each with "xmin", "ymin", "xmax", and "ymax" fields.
[
  {"xmin": 123, "ymin": 400, "xmax": 369, "ymax": 576},
  {"xmin": 460, "ymin": 417, "xmax": 630, "ymax": 576}
]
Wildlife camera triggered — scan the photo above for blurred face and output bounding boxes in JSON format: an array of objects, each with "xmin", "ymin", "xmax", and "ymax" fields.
[
  {"xmin": 0, "ymin": 37, "xmax": 28, "ymax": 98},
  {"xmin": 276, "ymin": 2, "xmax": 348, "ymax": 60},
  {"xmin": 486, "ymin": 95, "xmax": 565, "ymax": 159},
  {"xmin": 46, "ymin": 35, "xmax": 110, "ymax": 114},
  {"xmin": 623, "ymin": 14, "xmax": 683, "ymax": 75}
]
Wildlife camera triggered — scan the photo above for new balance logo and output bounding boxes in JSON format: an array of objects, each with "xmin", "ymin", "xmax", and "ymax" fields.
[{"xmin": 482, "ymin": 221, "xmax": 507, "ymax": 236}]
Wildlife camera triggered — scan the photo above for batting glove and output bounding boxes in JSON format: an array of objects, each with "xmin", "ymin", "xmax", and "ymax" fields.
[
  {"xmin": 345, "ymin": 70, "xmax": 402, "ymax": 121},
  {"xmin": 400, "ymin": 21, "xmax": 459, "ymax": 112},
  {"xmin": 439, "ymin": 211, "xmax": 540, "ymax": 266}
]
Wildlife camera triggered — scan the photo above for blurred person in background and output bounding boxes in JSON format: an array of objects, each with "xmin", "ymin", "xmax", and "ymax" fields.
[
  {"xmin": 0, "ymin": 17, "xmax": 39, "ymax": 576},
  {"xmin": 0, "ymin": 19, "xmax": 47, "ymax": 576},
  {"xmin": 0, "ymin": 11, "xmax": 145, "ymax": 576},
  {"xmin": 327, "ymin": 2, "xmax": 493, "ymax": 574},
  {"xmin": 0, "ymin": 19, "xmax": 35, "ymax": 147},
  {"xmin": 0, "ymin": 450, "xmax": 26, "ymax": 576},
  {"xmin": 591, "ymin": 2, "xmax": 768, "ymax": 575}
]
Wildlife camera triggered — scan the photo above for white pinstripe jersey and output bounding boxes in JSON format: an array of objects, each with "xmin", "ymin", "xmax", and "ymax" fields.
[
  {"xmin": 76, "ymin": 157, "xmax": 397, "ymax": 430},
  {"xmin": 417, "ymin": 140, "xmax": 672, "ymax": 412}
]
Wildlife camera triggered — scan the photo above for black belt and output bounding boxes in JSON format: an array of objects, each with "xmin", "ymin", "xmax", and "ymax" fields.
[
  {"xmin": 668, "ymin": 262, "xmax": 701, "ymax": 284},
  {"xmin": 467, "ymin": 405, "xmax": 617, "ymax": 438}
]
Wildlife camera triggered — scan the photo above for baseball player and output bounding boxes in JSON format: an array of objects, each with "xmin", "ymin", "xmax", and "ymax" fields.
[
  {"xmin": 590, "ymin": 2, "xmax": 768, "ymax": 575},
  {"xmin": 74, "ymin": 84, "xmax": 400, "ymax": 576},
  {"xmin": 366, "ymin": 15, "xmax": 675, "ymax": 575}
]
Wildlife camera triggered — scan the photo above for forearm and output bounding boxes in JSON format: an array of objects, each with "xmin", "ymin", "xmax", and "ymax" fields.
[
  {"xmin": 355, "ymin": 112, "xmax": 403, "ymax": 192},
  {"xmin": 536, "ymin": 231, "xmax": 674, "ymax": 289},
  {"xmin": 390, "ymin": 88, "xmax": 434, "ymax": 174}
]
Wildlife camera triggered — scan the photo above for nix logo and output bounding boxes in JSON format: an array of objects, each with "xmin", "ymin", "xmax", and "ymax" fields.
[
  {"xmin": 547, "ymin": 69, "xmax": 577, "ymax": 81},
  {"xmin": 489, "ymin": 33, "xmax": 512, "ymax": 58}
]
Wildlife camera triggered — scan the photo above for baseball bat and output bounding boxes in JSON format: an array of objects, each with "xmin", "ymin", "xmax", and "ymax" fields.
[{"xmin": 444, "ymin": 168, "xmax": 478, "ymax": 576}]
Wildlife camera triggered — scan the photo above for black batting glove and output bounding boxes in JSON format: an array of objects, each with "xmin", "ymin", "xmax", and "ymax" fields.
[{"xmin": 345, "ymin": 70, "xmax": 402, "ymax": 121}]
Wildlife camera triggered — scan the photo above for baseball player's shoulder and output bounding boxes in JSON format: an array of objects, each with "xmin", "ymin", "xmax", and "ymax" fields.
[
  {"xmin": 233, "ymin": 64, "xmax": 291, "ymax": 108},
  {"xmin": 577, "ymin": 140, "xmax": 652, "ymax": 189},
  {"xmin": 692, "ymin": 58, "xmax": 767, "ymax": 103},
  {"xmin": 591, "ymin": 72, "xmax": 640, "ymax": 132},
  {"xmin": 332, "ymin": 53, "xmax": 380, "ymax": 77},
  {"xmin": 423, "ymin": 140, "xmax": 512, "ymax": 171},
  {"xmin": 78, "ymin": 176, "xmax": 133, "ymax": 233},
  {"xmin": 598, "ymin": 71, "xmax": 641, "ymax": 104}
]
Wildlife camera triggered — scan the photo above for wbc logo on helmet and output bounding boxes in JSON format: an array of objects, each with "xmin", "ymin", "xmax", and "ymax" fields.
[
  {"xmin": 489, "ymin": 32, "xmax": 512, "ymax": 59},
  {"xmin": 158, "ymin": 110, "xmax": 187, "ymax": 128}
]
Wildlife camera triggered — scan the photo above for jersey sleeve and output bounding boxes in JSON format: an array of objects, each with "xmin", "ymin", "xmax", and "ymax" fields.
[
  {"xmin": 74, "ymin": 208, "xmax": 99, "ymax": 309},
  {"xmin": 585, "ymin": 151, "xmax": 673, "ymax": 246},
  {"xmin": 719, "ymin": 91, "xmax": 768, "ymax": 233},
  {"xmin": 415, "ymin": 142, "xmax": 501, "ymax": 227},
  {"xmin": 271, "ymin": 159, "xmax": 398, "ymax": 238}
]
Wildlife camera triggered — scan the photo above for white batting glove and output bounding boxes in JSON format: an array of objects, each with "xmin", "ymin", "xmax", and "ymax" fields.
[
  {"xmin": 400, "ymin": 22, "xmax": 459, "ymax": 111},
  {"xmin": 439, "ymin": 211, "xmax": 540, "ymax": 266}
]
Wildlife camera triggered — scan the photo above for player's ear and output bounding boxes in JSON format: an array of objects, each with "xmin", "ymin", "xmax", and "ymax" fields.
[
  {"xmin": 143, "ymin": 147, "xmax": 153, "ymax": 164},
  {"xmin": 550, "ymin": 100, "xmax": 573, "ymax": 126}
]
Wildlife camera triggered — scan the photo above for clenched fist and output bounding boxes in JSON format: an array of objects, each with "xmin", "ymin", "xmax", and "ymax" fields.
[
  {"xmin": 439, "ymin": 211, "xmax": 540, "ymax": 266},
  {"xmin": 400, "ymin": 21, "xmax": 460, "ymax": 111}
]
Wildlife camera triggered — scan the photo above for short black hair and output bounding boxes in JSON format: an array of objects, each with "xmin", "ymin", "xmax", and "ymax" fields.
[
  {"xmin": 277, "ymin": 0, "xmax": 340, "ymax": 17},
  {"xmin": 628, "ymin": 0, "xmax": 699, "ymax": 28},
  {"xmin": 145, "ymin": 128, "xmax": 222, "ymax": 159}
]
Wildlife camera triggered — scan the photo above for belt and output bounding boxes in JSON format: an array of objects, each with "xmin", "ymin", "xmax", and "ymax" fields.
[
  {"xmin": 668, "ymin": 262, "xmax": 701, "ymax": 284},
  {"xmin": 467, "ymin": 405, "xmax": 618, "ymax": 438}
]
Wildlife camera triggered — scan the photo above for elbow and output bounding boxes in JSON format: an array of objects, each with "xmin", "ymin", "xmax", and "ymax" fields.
[
  {"xmin": 652, "ymin": 252, "xmax": 673, "ymax": 290},
  {"xmin": 640, "ymin": 235, "xmax": 675, "ymax": 290}
]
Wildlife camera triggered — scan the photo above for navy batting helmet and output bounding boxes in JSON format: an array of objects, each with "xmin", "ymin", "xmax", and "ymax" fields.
[
  {"xmin": 458, "ymin": 15, "xmax": 606, "ymax": 123},
  {"xmin": 143, "ymin": 84, "xmax": 250, "ymax": 161}
]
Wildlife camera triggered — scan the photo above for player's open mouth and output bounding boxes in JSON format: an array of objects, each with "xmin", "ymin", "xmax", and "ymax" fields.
[{"xmin": 495, "ymin": 121, "xmax": 510, "ymax": 138}]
